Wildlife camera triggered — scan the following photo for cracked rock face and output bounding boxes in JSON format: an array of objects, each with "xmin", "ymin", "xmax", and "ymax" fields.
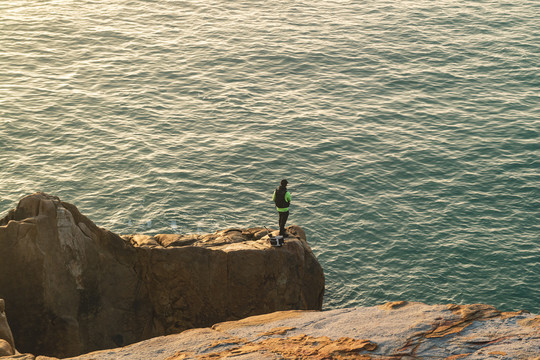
[{"xmin": 0, "ymin": 193, "xmax": 324, "ymax": 358}]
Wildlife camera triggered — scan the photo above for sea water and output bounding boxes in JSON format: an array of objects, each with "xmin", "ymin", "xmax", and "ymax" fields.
[{"xmin": 0, "ymin": 0, "xmax": 538, "ymax": 313}]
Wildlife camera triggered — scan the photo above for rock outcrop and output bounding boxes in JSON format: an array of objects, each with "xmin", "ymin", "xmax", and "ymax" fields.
[
  {"xmin": 5, "ymin": 302, "xmax": 537, "ymax": 360},
  {"xmin": 0, "ymin": 193, "xmax": 324, "ymax": 358}
]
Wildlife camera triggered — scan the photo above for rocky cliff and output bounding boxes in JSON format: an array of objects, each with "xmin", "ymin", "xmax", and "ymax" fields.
[
  {"xmin": 0, "ymin": 193, "xmax": 324, "ymax": 358},
  {"xmin": 3, "ymin": 301, "xmax": 538, "ymax": 360}
]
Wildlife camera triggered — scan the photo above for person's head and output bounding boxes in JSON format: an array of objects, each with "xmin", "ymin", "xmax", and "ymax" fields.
[{"xmin": 280, "ymin": 179, "xmax": 288, "ymax": 187}]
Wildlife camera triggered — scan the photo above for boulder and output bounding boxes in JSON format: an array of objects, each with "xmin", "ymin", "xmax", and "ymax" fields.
[{"xmin": 0, "ymin": 193, "xmax": 324, "ymax": 358}]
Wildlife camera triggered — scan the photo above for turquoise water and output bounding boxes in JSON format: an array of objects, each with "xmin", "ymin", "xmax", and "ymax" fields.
[{"xmin": 1, "ymin": 0, "xmax": 538, "ymax": 313}]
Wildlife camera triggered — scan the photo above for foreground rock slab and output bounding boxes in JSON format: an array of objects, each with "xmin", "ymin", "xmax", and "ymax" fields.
[
  {"xmin": 0, "ymin": 193, "xmax": 324, "ymax": 358},
  {"xmin": 10, "ymin": 302, "xmax": 537, "ymax": 360}
]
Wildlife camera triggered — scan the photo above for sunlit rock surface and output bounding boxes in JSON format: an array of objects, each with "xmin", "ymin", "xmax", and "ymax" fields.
[
  {"xmin": 10, "ymin": 302, "xmax": 536, "ymax": 360},
  {"xmin": 0, "ymin": 193, "xmax": 324, "ymax": 358}
]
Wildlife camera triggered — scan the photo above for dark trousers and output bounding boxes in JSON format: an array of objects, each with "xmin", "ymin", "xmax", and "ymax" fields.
[{"xmin": 278, "ymin": 211, "xmax": 289, "ymax": 236}]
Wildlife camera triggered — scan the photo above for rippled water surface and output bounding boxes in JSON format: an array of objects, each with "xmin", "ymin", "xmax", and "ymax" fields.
[{"xmin": 1, "ymin": 0, "xmax": 539, "ymax": 313}]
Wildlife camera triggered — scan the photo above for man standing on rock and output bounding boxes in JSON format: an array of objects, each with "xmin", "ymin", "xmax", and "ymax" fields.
[{"xmin": 273, "ymin": 179, "xmax": 291, "ymax": 237}]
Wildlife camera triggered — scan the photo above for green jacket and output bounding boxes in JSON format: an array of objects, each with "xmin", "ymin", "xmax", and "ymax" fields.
[{"xmin": 272, "ymin": 190, "xmax": 291, "ymax": 212}]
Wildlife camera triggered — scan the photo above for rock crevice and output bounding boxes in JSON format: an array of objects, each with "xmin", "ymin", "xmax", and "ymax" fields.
[{"xmin": 0, "ymin": 299, "xmax": 16, "ymax": 357}]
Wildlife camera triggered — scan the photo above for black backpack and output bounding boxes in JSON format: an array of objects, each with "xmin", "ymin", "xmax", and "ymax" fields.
[{"xmin": 274, "ymin": 187, "xmax": 290, "ymax": 208}]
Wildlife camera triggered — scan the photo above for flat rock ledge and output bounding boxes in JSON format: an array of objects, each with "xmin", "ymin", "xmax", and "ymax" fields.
[
  {"xmin": 0, "ymin": 193, "xmax": 324, "ymax": 358},
  {"xmin": 3, "ymin": 302, "xmax": 538, "ymax": 360}
]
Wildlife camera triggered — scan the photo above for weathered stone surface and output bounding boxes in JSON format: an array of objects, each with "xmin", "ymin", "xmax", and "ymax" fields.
[
  {"xmin": 0, "ymin": 299, "xmax": 16, "ymax": 356},
  {"xmin": 44, "ymin": 302, "xmax": 537, "ymax": 360},
  {"xmin": 0, "ymin": 193, "xmax": 324, "ymax": 358}
]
